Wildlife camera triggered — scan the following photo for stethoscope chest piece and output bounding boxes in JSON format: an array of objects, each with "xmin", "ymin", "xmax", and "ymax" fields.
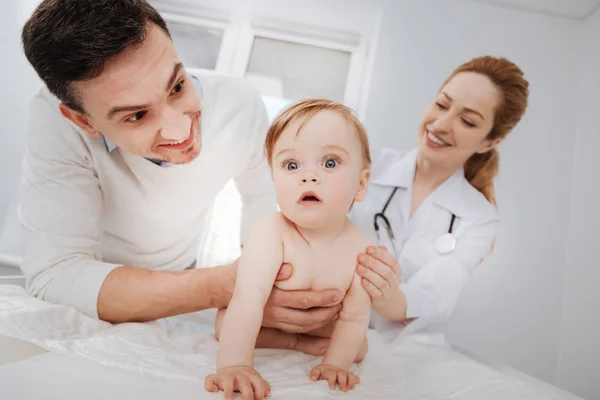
[{"xmin": 435, "ymin": 233, "xmax": 456, "ymax": 254}]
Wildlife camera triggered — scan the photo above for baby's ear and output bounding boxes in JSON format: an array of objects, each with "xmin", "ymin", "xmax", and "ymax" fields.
[{"xmin": 354, "ymin": 169, "xmax": 370, "ymax": 202}]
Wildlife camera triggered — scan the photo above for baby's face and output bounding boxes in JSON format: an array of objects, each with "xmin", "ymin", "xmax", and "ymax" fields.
[{"xmin": 271, "ymin": 110, "xmax": 369, "ymax": 230}]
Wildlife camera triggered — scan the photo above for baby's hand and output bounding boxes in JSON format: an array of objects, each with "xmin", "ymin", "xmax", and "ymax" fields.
[
  {"xmin": 309, "ymin": 363, "xmax": 360, "ymax": 392},
  {"xmin": 205, "ymin": 366, "xmax": 271, "ymax": 400}
]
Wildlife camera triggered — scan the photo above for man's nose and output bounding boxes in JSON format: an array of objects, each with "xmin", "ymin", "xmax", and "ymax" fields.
[{"xmin": 159, "ymin": 107, "xmax": 190, "ymax": 141}]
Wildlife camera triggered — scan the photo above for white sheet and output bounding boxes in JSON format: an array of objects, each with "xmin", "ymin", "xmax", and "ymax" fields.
[{"xmin": 0, "ymin": 285, "xmax": 579, "ymax": 399}]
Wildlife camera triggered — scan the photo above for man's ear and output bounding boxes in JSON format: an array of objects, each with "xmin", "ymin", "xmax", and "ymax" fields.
[
  {"xmin": 353, "ymin": 168, "xmax": 371, "ymax": 202},
  {"xmin": 58, "ymin": 104, "xmax": 101, "ymax": 138}
]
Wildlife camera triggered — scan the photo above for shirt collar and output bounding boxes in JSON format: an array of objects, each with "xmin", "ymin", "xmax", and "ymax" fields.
[
  {"xmin": 371, "ymin": 148, "xmax": 418, "ymax": 188},
  {"xmin": 371, "ymin": 148, "xmax": 472, "ymax": 218},
  {"xmin": 103, "ymin": 136, "xmax": 169, "ymax": 167},
  {"xmin": 102, "ymin": 74, "xmax": 204, "ymax": 168}
]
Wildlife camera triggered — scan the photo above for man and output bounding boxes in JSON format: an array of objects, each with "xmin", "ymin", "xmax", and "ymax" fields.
[{"xmin": 19, "ymin": 0, "xmax": 342, "ymax": 331}]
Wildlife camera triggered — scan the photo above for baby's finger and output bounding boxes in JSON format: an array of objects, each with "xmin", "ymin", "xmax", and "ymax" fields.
[
  {"xmin": 325, "ymin": 370, "xmax": 337, "ymax": 390},
  {"xmin": 249, "ymin": 375, "xmax": 270, "ymax": 399},
  {"xmin": 204, "ymin": 374, "xmax": 221, "ymax": 392},
  {"xmin": 361, "ymin": 279, "xmax": 382, "ymax": 300},
  {"xmin": 309, "ymin": 366, "xmax": 322, "ymax": 381},
  {"xmin": 237, "ymin": 375, "xmax": 254, "ymax": 400},
  {"xmin": 337, "ymin": 371, "xmax": 348, "ymax": 392},
  {"xmin": 223, "ymin": 375, "xmax": 235, "ymax": 400},
  {"xmin": 347, "ymin": 373, "xmax": 356, "ymax": 390}
]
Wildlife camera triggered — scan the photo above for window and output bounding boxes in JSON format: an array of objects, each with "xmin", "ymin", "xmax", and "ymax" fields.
[
  {"xmin": 168, "ymin": 22, "xmax": 224, "ymax": 71},
  {"xmin": 245, "ymin": 36, "xmax": 352, "ymax": 120}
]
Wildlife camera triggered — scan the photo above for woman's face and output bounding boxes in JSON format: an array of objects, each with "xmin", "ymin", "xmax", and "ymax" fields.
[{"xmin": 417, "ymin": 72, "xmax": 502, "ymax": 168}]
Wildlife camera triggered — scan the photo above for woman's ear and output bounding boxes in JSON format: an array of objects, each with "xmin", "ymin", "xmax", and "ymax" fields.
[
  {"xmin": 477, "ymin": 136, "xmax": 503, "ymax": 154},
  {"xmin": 354, "ymin": 169, "xmax": 371, "ymax": 202}
]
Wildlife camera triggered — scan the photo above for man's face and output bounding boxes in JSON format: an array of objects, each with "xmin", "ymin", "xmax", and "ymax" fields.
[{"xmin": 60, "ymin": 23, "xmax": 202, "ymax": 164}]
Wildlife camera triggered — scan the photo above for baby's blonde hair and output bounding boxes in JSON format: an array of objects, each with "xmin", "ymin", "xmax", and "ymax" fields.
[{"xmin": 265, "ymin": 99, "xmax": 371, "ymax": 169}]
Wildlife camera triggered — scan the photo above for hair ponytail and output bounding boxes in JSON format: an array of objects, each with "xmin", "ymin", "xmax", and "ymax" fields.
[{"xmin": 464, "ymin": 149, "xmax": 499, "ymax": 206}]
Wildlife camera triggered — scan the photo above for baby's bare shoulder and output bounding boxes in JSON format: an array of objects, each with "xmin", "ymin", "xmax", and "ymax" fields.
[
  {"xmin": 251, "ymin": 212, "xmax": 289, "ymax": 236},
  {"xmin": 345, "ymin": 220, "xmax": 374, "ymax": 253}
]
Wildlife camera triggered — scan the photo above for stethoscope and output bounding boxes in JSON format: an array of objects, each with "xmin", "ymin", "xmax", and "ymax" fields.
[{"xmin": 373, "ymin": 187, "xmax": 457, "ymax": 255}]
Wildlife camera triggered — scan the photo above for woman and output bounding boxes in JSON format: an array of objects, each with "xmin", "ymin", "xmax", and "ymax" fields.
[{"xmin": 351, "ymin": 56, "xmax": 529, "ymax": 343}]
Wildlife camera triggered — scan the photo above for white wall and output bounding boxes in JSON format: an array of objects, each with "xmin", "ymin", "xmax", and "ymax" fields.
[
  {"xmin": 557, "ymin": 7, "xmax": 600, "ymax": 400},
  {"xmin": 0, "ymin": 0, "xmax": 43, "ymax": 230},
  {"xmin": 363, "ymin": 0, "xmax": 579, "ymax": 386}
]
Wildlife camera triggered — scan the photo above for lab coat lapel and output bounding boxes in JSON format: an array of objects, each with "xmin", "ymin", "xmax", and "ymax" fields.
[
  {"xmin": 431, "ymin": 168, "xmax": 471, "ymax": 219},
  {"xmin": 371, "ymin": 149, "xmax": 418, "ymax": 228}
]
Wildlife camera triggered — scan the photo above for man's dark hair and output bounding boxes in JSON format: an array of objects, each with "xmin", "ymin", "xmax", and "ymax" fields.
[{"xmin": 22, "ymin": 0, "xmax": 171, "ymax": 114}]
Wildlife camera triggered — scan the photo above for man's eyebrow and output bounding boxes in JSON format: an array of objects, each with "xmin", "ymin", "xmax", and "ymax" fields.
[
  {"xmin": 165, "ymin": 62, "xmax": 184, "ymax": 91},
  {"xmin": 106, "ymin": 63, "xmax": 184, "ymax": 120},
  {"xmin": 107, "ymin": 104, "xmax": 150, "ymax": 120},
  {"xmin": 441, "ymin": 91, "xmax": 485, "ymax": 120}
]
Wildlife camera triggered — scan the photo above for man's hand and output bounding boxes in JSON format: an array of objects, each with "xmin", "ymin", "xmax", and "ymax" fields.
[{"xmin": 262, "ymin": 263, "xmax": 343, "ymax": 333}]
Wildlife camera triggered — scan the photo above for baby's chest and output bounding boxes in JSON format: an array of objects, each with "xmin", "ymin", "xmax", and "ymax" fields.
[{"xmin": 275, "ymin": 246, "xmax": 357, "ymax": 292}]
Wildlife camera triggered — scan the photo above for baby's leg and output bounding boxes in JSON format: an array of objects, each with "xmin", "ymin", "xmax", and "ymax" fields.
[
  {"xmin": 215, "ymin": 308, "xmax": 329, "ymax": 356},
  {"xmin": 256, "ymin": 329, "xmax": 330, "ymax": 356}
]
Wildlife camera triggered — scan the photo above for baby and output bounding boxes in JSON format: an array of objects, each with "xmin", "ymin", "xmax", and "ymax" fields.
[{"xmin": 205, "ymin": 99, "xmax": 374, "ymax": 399}]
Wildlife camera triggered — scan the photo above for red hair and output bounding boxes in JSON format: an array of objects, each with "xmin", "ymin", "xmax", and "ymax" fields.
[
  {"xmin": 265, "ymin": 99, "xmax": 371, "ymax": 169},
  {"xmin": 442, "ymin": 56, "xmax": 529, "ymax": 206}
]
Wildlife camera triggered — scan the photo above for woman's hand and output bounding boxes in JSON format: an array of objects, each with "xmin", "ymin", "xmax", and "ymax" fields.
[{"xmin": 356, "ymin": 245, "xmax": 402, "ymax": 302}]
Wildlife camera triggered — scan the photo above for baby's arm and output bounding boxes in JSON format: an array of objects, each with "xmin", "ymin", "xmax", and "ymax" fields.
[
  {"xmin": 310, "ymin": 271, "xmax": 370, "ymax": 391},
  {"xmin": 217, "ymin": 214, "xmax": 284, "ymax": 368},
  {"xmin": 205, "ymin": 214, "xmax": 284, "ymax": 398},
  {"xmin": 322, "ymin": 273, "xmax": 371, "ymax": 369}
]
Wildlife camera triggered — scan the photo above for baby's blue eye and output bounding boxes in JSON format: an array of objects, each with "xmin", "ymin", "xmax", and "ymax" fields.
[
  {"xmin": 323, "ymin": 159, "xmax": 338, "ymax": 168},
  {"xmin": 285, "ymin": 161, "xmax": 299, "ymax": 170}
]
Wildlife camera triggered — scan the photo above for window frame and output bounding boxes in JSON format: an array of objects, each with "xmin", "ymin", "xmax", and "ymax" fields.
[
  {"xmin": 228, "ymin": 18, "xmax": 370, "ymax": 116},
  {"xmin": 153, "ymin": 0, "xmax": 379, "ymax": 117}
]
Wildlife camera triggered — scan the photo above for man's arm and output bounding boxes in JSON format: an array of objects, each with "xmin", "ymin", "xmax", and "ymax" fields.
[
  {"xmin": 97, "ymin": 263, "xmax": 236, "ymax": 323},
  {"xmin": 20, "ymin": 93, "xmax": 234, "ymax": 323},
  {"xmin": 19, "ymin": 94, "xmax": 123, "ymax": 319}
]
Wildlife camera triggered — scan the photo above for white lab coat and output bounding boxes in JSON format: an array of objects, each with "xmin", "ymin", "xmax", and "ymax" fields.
[{"xmin": 349, "ymin": 148, "xmax": 498, "ymax": 344}]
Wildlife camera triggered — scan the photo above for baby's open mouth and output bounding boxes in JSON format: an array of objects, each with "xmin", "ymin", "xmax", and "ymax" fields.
[{"xmin": 298, "ymin": 191, "xmax": 322, "ymax": 205}]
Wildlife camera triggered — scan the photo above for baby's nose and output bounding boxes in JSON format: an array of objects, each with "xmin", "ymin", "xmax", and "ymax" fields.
[{"xmin": 301, "ymin": 173, "xmax": 320, "ymax": 184}]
